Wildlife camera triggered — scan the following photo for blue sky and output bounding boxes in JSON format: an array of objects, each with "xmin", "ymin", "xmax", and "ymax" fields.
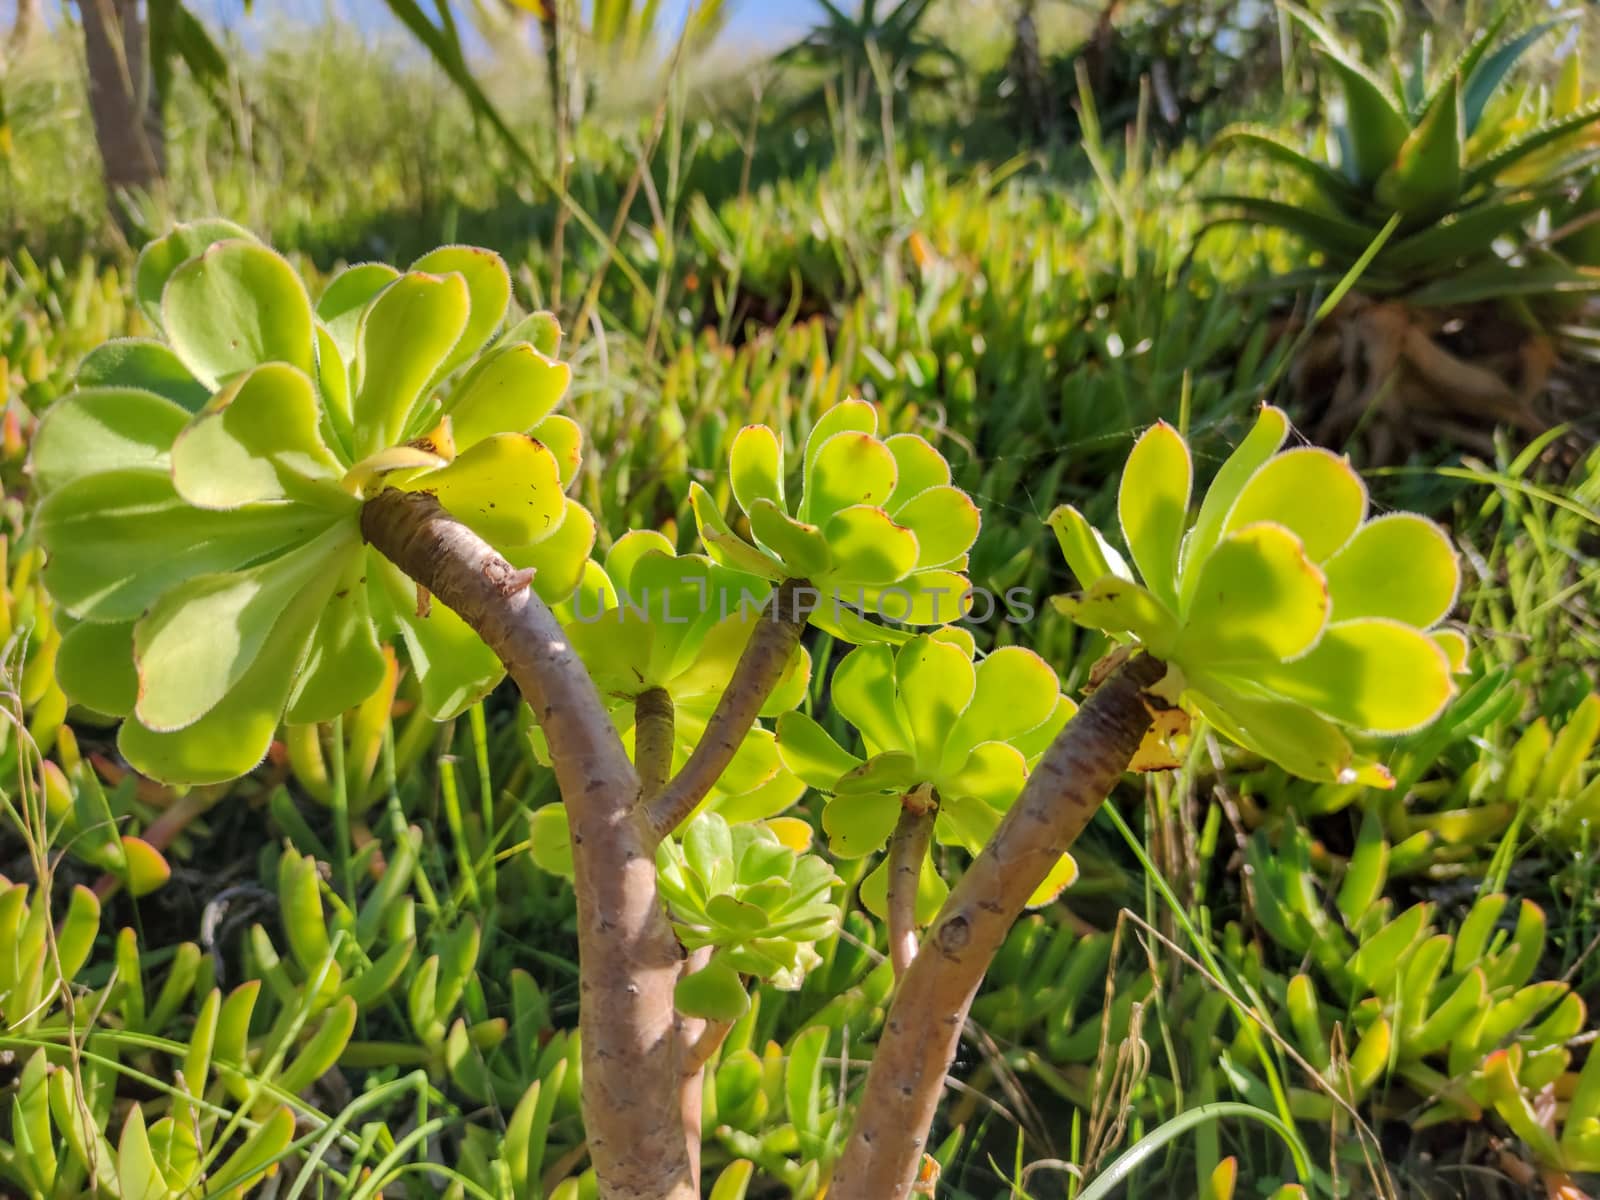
[{"xmin": 2, "ymin": 2, "xmax": 822, "ymax": 51}]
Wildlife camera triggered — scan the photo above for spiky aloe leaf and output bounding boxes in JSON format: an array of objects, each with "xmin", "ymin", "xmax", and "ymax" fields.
[
  {"xmin": 1199, "ymin": 195, "xmax": 1380, "ymax": 258},
  {"xmin": 1407, "ymin": 256, "xmax": 1600, "ymax": 306},
  {"xmin": 1463, "ymin": 98, "xmax": 1600, "ymax": 189},
  {"xmin": 1463, "ymin": 15, "xmax": 1575, "ymax": 134},
  {"xmin": 1285, "ymin": 5, "xmax": 1410, "ymax": 185},
  {"xmin": 1377, "ymin": 191, "xmax": 1547, "ymax": 271},
  {"xmin": 1209, "ymin": 125, "xmax": 1365, "ymax": 207},
  {"xmin": 1376, "ymin": 75, "xmax": 1462, "ymax": 219}
]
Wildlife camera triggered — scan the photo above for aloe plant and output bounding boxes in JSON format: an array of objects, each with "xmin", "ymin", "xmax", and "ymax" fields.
[{"xmin": 1208, "ymin": 5, "xmax": 1600, "ymax": 297}]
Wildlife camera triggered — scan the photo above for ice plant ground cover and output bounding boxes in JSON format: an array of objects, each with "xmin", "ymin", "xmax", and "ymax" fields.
[{"xmin": 1, "ymin": 3, "xmax": 1599, "ymax": 1198}]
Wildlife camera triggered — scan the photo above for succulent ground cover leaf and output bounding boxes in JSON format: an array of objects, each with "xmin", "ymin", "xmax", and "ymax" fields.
[
  {"xmin": 1050, "ymin": 405, "xmax": 1463, "ymax": 786},
  {"xmin": 775, "ymin": 630, "xmax": 1078, "ymax": 914},
  {"xmin": 688, "ymin": 399, "xmax": 979, "ymax": 639},
  {"xmin": 32, "ymin": 223, "xmax": 592, "ymax": 783}
]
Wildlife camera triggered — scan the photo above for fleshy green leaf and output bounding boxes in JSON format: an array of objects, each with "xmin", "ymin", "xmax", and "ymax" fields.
[
  {"xmin": 134, "ymin": 218, "xmax": 256, "ymax": 323},
  {"xmin": 1187, "ymin": 678, "xmax": 1361, "ymax": 785},
  {"xmin": 37, "ymin": 469, "xmax": 334, "ymax": 622},
  {"xmin": 831, "ymin": 643, "xmax": 911, "ymax": 754},
  {"xmin": 775, "ymin": 711, "xmax": 863, "ymax": 789},
  {"xmin": 316, "ymin": 263, "xmax": 401, "ymax": 363},
  {"xmin": 1054, "ymin": 577, "xmax": 1179, "ymax": 649},
  {"xmin": 410, "ymin": 245, "xmax": 512, "ymax": 383},
  {"xmin": 32, "ymin": 387, "xmax": 189, "ymax": 495},
  {"xmin": 1180, "ymin": 405, "xmax": 1291, "ymax": 603},
  {"xmin": 894, "ymin": 636, "xmax": 975, "ymax": 767},
  {"xmin": 1026, "ymin": 853, "xmax": 1079, "ymax": 908},
  {"xmin": 133, "ymin": 521, "xmax": 358, "ymax": 732},
  {"xmin": 527, "ymin": 803, "xmax": 574, "ymax": 879},
  {"xmin": 803, "ymin": 430, "xmax": 899, "ymax": 523},
  {"xmin": 351, "ymin": 271, "xmax": 470, "ymax": 453},
  {"xmin": 161, "ymin": 239, "xmax": 315, "ymax": 388},
  {"xmin": 56, "ymin": 620, "xmax": 137, "ymax": 717},
  {"xmin": 1323, "ymin": 514, "xmax": 1459, "ymax": 627},
  {"xmin": 802, "ymin": 398, "xmax": 877, "ymax": 486},
  {"xmin": 823, "ymin": 505, "xmax": 919, "ymax": 585},
  {"xmin": 75, "ymin": 339, "xmax": 210, "ymax": 411},
  {"xmin": 1224, "ymin": 447, "xmax": 1367, "ymax": 563},
  {"xmin": 1254, "ymin": 618, "xmax": 1455, "ymax": 734},
  {"xmin": 1118, "ymin": 421, "xmax": 1191, "ymax": 608},
  {"xmin": 749, "ymin": 500, "xmax": 831, "ymax": 578},
  {"xmin": 507, "ymin": 498, "xmax": 598, "ymax": 606},
  {"xmin": 285, "ymin": 550, "xmax": 388, "ymax": 724},
  {"xmin": 119, "ymin": 566, "xmax": 331, "ymax": 784},
  {"xmin": 862, "ymin": 570, "xmax": 973, "ymax": 627},
  {"xmin": 950, "ymin": 647, "xmax": 1061, "ymax": 751},
  {"xmin": 730, "ymin": 424, "xmax": 785, "ymax": 515},
  {"xmin": 884, "ymin": 432, "xmax": 950, "ymax": 510},
  {"xmin": 942, "ymin": 741, "xmax": 1029, "ymax": 813},
  {"xmin": 688, "ymin": 482, "xmax": 783, "ymax": 579},
  {"xmin": 446, "ymin": 342, "xmax": 571, "ymax": 450},
  {"xmin": 531, "ymin": 413, "xmax": 583, "ymax": 487},
  {"xmin": 171, "ymin": 363, "xmax": 349, "ymax": 510},
  {"xmin": 1048, "ymin": 503, "xmax": 1131, "ymax": 588},
  {"xmin": 894, "ymin": 485, "xmax": 979, "ymax": 569},
  {"xmin": 821, "ymin": 792, "xmax": 901, "ymax": 858},
  {"xmin": 675, "ymin": 960, "xmax": 750, "ymax": 1023},
  {"xmin": 402, "ymin": 433, "xmax": 565, "ymax": 547},
  {"xmin": 120, "ymin": 838, "xmax": 171, "ymax": 899},
  {"xmin": 1177, "ymin": 524, "xmax": 1330, "ymax": 666}
]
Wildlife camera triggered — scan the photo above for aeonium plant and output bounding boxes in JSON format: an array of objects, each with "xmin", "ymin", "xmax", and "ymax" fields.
[
  {"xmin": 33, "ymin": 220, "xmax": 591, "ymax": 783},
  {"xmin": 30, "ymin": 222, "xmax": 1467, "ymax": 1200},
  {"xmin": 689, "ymin": 398, "xmax": 981, "ymax": 640},
  {"xmin": 774, "ymin": 630, "xmax": 1077, "ymax": 971},
  {"xmin": 1048, "ymin": 404, "xmax": 1464, "ymax": 786}
]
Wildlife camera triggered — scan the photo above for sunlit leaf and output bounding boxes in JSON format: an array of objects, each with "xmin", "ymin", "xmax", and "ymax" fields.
[{"xmin": 162, "ymin": 239, "xmax": 314, "ymax": 388}]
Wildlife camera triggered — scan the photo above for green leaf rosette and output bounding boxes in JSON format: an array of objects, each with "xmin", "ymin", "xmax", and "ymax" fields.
[
  {"xmin": 776, "ymin": 629, "xmax": 1079, "ymax": 920},
  {"xmin": 1049, "ymin": 405, "xmax": 1465, "ymax": 787},
  {"xmin": 688, "ymin": 398, "xmax": 980, "ymax": 641},
  {"xmin": 34, "ymin": 222, "xmax": 593, "ymax": 784},
  {"xmin": 658, "ymin": 812, "xmax": 843, "ymax": 1022}
]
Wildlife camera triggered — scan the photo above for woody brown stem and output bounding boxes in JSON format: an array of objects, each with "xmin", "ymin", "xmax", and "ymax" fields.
[
  {"xmin": 635, "ymin": 687, "xmax": 675, "ymax": 801},
  {"xmin": 829, "ymin": 653, "xmax": 1165, "ymax": 1200},
  {"xmin": 887, "ymin": 788, "xmax": 936, "ymax": 978},
  {"xmin": 361, "ymin": 488, "xmax": 695, "ymax": 1200},
  {"xmin": 644, "ymin": 579, "xmax": 814, "ymax": 840}
]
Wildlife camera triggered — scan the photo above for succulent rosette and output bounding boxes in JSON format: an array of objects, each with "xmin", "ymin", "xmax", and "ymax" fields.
[
  {"xmin": 1049, "ymin": 405, "xmax": 1465, "ymax": 787},
  {"xmin": 32, "ymin": 221, "xmax": 593, "ymax": 784},
  {"xmin": 775, "ymin": 630, "xmax": 1079, "ymax": 919},
  {"xmin": 657, "ymin": 812, "xmax": 842, "ymax": 1021},
  {"xmin": 688, "ymin": 398, "xmax": 980, "ymax": 641}
]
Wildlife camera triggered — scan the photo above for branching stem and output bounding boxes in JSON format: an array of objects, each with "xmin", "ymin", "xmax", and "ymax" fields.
[
  {"xmin": 635, "ymin": 686, "xmax": 675, "ymax": 801},
  {"xmin": 644, "ymin": 578, "xmax": 814, "ymax": 840},
  {"xmin": 828, "ymin": 652, "xmax": 1166, "ymax": 1200},
  {"xmin": 887, "ymin": 784, "xmax": 937, "ymax": 978},
  {"xmin": 361, "ymin": 488, "xmax": 696, "ymax": 1200}
]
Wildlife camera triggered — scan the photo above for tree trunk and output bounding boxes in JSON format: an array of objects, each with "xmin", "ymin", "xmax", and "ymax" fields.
[
  {"xmin": 361, "ymin": 489, "xmax": 698, "ymax": 1200},
  {"xmin": 828, "ymin": 652, "xmax": 1166, "ymax": 1199},
  {"xmin": 8, "ymin": 0, "xmax": 39, "ymax": 54},
  {"xmin": 79, "ymin": 0, "xmax": 165, "ymax": 203}
]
